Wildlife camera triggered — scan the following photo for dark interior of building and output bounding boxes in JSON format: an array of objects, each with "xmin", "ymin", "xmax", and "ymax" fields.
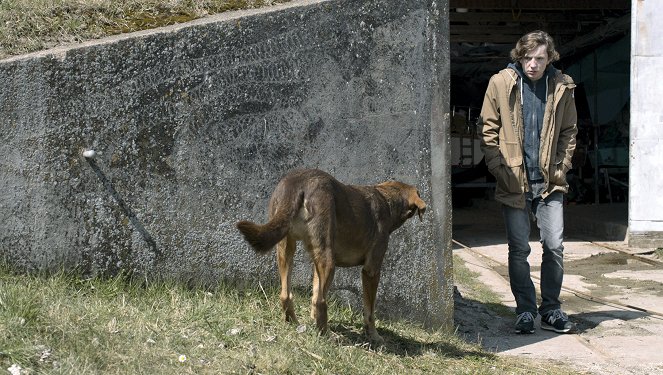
[{"xmin": 448, "ymin": 0, "xmax": 631, "ymax": 208}]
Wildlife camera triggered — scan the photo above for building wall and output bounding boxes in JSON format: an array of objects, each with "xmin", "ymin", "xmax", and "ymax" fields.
[
  {"xmin": 629, "ymin": 0, "xmax": 663, "ymax": 247},
  {"xmin": 0, "ymin": 0, "xmax": 453, "ymax": 328}
]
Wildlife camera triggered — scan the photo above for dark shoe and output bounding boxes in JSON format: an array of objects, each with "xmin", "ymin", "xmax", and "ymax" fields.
[
  {"xmin": 515, "ymin": 311, "xmax": 535, "ymax": 334},
  {"xmin": 541, "ymin": 309, "xmax": 577, "ymax": 333}
]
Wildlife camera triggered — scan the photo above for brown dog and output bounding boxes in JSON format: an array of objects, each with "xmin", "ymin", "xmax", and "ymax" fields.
[{"xmin": 236, "ymin": 168, "xmax": 426, "ymax": 344}]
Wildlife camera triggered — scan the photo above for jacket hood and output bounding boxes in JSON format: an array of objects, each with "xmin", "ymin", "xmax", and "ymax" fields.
[{"xmin": 507, "ymin": 63, "xmax": 557, "ymax": 106}]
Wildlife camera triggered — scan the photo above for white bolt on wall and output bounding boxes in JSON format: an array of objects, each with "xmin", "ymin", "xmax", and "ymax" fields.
[{"xmin": 82, "ymin": 149, "xmax": 96, "ymax": 158}]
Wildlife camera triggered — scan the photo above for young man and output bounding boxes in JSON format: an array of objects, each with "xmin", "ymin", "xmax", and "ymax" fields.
[{"xmin": 479, "ymin": 30, "xmax": 578, "ymax": 334}]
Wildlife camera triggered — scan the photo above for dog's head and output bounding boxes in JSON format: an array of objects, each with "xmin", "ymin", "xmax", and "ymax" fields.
[{"xmin": 377, "ymin": 181, "xmax": 427, "ymax": 225}]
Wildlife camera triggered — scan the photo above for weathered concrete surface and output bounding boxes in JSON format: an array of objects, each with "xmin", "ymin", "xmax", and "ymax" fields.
[
  {"xmin": 0, "ymin": 0, "xmax": 452, "ymax": 328},
  {"xmin": 629, "ymin": 0, "xmax": 663, "ymax": 247},
  {"xmin": 454, "ymin": 200, "xmax": 663, "ymax": 375}
]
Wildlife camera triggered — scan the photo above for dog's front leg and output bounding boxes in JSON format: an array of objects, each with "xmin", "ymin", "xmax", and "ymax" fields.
[{"xmin": 361, "ymin": 267, "xmax": 384, "ymax": 345}]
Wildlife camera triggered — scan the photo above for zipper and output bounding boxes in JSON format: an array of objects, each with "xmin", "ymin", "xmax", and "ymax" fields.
[{"xmin": 512, "ymin": 77, "xmax": 528, "ymax": 193}]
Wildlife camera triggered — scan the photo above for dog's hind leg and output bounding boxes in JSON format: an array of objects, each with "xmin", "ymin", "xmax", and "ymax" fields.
[
  {"xmin": 361, "ymin": 267, "xmax": 384, "ymax": 345},
  {"xmin": 310, "ymin": 249, "xmax": 335, "ymax": 333},
  {"xmin": 277, "ymin": 236, "xmax": 298, "ymax": 324}
]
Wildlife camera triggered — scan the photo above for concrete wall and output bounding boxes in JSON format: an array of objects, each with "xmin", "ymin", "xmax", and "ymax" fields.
[
  {"xmin": 0, "ymin": 0, "xmax": 453, "ymax": 328},
  {"xmin": 629, "ymin": 0, "xmax": 663, "ymax": 248}
]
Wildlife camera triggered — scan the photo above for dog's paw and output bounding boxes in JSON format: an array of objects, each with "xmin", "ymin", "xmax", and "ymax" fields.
[{"xmin": 367, "ymin": 332, "xmax": 385, "ymax": 348}]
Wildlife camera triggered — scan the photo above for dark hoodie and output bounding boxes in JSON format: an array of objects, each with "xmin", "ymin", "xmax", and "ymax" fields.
[{"xmin": 508, "ymin": 62, "xmax": 553, "ymax": 182}]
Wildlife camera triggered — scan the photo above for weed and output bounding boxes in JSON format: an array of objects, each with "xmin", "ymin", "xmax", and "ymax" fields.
[
  {"xmin": 0, "ymin": 0, "xmax": 292, "ymax": 59},
  {"xmin": 453, "ymin": 254, "xmax": 512, "ymax": 317}
]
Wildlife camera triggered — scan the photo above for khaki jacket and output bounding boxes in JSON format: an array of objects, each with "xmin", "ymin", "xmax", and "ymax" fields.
[{"xmin": 479, "ymin": 67, "xmax": 577, "ymax": 208}]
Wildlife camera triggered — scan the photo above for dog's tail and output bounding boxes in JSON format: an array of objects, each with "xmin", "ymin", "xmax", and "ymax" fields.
[{"xmin": 236, "ymin": 191, "xmax": 304, "ymax": 253}]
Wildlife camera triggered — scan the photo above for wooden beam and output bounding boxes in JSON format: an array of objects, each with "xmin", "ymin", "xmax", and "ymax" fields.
[
  {"xmin": 450, "ymin": 34, "xmax": 526, "ymax": 43},
  {"xmin": 450, "ymin": 0, "xmax": 629, "ymax": 10},
  {"xmin": 450, "ymin": 12, "xmax": 607, "ymax": 23},
  {"xmin": 451, "ymin": 24, "xmax": 595, "ymax": 36},
  {"xmin": 558, "ymin": 13, "xmax": 630, "ymax": 55}
]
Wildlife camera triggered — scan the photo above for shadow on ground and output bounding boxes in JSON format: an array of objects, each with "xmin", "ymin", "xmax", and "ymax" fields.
[{"xmin": 328, "ymin": 321, "xmax": 495, "ymax": 359}]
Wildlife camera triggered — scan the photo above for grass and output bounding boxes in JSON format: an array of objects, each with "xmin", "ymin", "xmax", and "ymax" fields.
[
  {"xmin": 453, "ymin": 255, "xmax": 513, "ymax": 317},
  {"xmin": 656, "ymin": 248, "xmax": 663, "ymax": 260},
  {"xmin": 0, "ymin": 261, "xmax": 576, "ymax": 375},
  {"xmin": 0, "ymin": 0, "xmax": 292, "ymax": 60}
]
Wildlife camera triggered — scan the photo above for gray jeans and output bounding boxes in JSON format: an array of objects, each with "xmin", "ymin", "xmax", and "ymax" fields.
[{"xmin": 502, "ymin": 182, "xmax": 564, "ymax": 316}]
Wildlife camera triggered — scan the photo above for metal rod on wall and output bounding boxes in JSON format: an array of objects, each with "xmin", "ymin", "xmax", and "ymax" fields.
[{"xmin": 593, "ymin": 50, "xmax": 600, "ymax": 204}]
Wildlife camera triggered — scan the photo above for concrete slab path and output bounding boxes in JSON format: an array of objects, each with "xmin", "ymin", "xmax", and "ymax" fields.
[{"xmin": 452, "ymin": 200, "xmax": 663, "ymax": 375}]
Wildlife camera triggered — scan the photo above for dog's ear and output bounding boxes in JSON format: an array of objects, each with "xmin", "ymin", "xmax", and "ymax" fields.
[
  {"xmin": 412, "ymin": 190, "xmax": 426, "ymax": 221},
  {"xmin": 406, "ymin": 190, "xmax": 426, "ymax": 221},
  {"xmin": 416, "ymin": 199, "xmax": 426, "ymax": 221}
]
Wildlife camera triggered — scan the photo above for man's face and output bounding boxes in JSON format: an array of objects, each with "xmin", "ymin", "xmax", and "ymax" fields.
[{"xmin": 519, "ymin": 44, "xmax": 550, "ymax": 82}]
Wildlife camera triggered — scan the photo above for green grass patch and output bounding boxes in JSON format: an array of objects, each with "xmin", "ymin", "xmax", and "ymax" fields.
[
  {"xmin": 0, "ymin": 261, "xmax": 574, "ymax": 374},
  {"xmin": 453, "ymin": 254, "xmax": 512, "ymax": 317},
  {"xmin": 655, "ymin": 248, "xmax": 663, "ymax": 260},
  {"xmin": 0, "ymin": 0, "xmax": 292, "ymax": 59}
]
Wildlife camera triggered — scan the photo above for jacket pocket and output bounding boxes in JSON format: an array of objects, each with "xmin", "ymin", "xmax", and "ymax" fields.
[
  {"xmin": 503, "ymin": 155, "xmax": 523, "ymax": 167},
  {"xmin": 500, "ymin": 141, "xmax": 521, "ymax": 164},
  {"xmin": 549, "ymin": 162, "xmax": 568, "ymax": 186},
  {"xmin": 494, "ymin": 155, "xmax": 523, "ymax": 193}
]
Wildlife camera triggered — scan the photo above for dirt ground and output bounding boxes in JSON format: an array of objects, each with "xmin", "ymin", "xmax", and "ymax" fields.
[{"xmin": 452, "ymin": 199, "xmax": 663, "ymax": 375}]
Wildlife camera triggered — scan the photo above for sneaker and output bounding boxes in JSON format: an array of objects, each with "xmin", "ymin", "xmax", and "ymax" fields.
[
  {"xmin": 515, "ymin": 311, "xmax": 535, "ymax": 334},
  {"xmin": 541, "ymin": 309, "xmax": 577, "ymax": 333}
]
